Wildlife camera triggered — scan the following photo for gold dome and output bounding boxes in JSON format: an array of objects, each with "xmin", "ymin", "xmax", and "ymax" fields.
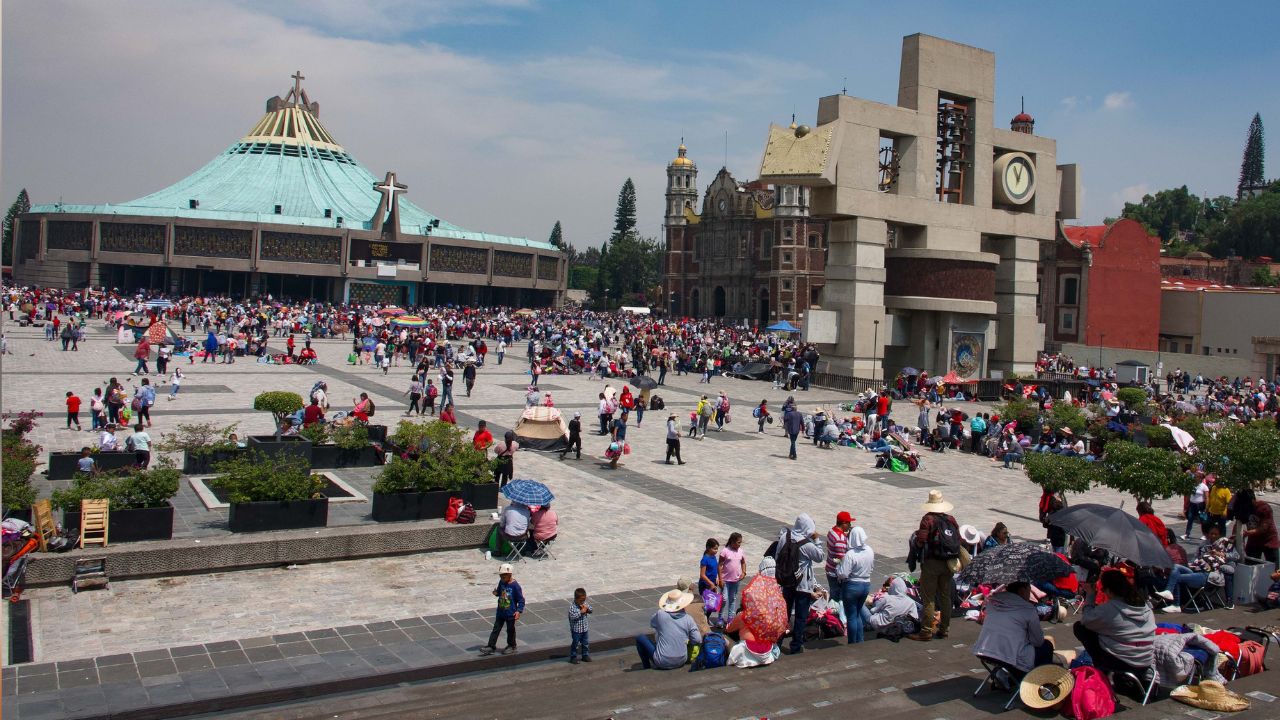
[{"xmin": 670, "ymin": 143, "xmax": 693, "ymax": 167}]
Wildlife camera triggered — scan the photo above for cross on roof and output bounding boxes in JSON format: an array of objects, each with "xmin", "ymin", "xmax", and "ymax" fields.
[
  {"xmin": 374, "ymin": 171, "xmax": 407, "ymax": 205},
  {"xmin": 292, "ymin": 70, "xmax": 305, "ymax": 100}
]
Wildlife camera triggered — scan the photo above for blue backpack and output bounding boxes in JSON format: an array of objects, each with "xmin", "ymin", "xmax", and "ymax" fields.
[{"xmin": 694, "ymin": 632, "xmax": 727, "ymax": 670}]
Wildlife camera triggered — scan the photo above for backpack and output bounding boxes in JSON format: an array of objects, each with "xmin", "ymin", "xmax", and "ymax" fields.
[
  {"xmin": 774, "ymin": 534, "xmax": 809, "ymax": 588},
  {"xmin": 752, "ymin": 407, "xmax": 762, "ymax": 419},
  {"xmin": 1235, "ymin": 640, "xmax": 1266, "ymax": 677},
  {"xmin": 650, "ymin": 396, "xmax": 664, "ymax": 410},
  {"xmin": 456, "ymin": 503, "xmax": 476, "ymax": 525},
  {"xmin": 927, "ymin": 514, "xmax": 962, "ymax": 560},
  {"xmin": 1063, "ymin": 666, "xmax": 1115, "ymax": 720},
  {"xmin": 427, "ymin": 384, "xmax": 439, "ymax": 399},
  {"xmin": 695, "ymin": 632, "xmax": 727, "ymax": 670},
  {"xmin": 877, "ymin": 614, "xmax": 920, "ymax": 643},
  {"xmin": 444, "ymin": 496, "xmax": 464, "ymax": 523}
]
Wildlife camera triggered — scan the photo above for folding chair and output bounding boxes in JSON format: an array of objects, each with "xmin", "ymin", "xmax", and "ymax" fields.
[
  {"xmin": 1184, "ymin": 578, "xmax": 1232, "ymax": 613},
  {"xmin": 530, "ymin": 537, "xmax": 556, "ymax": 560},
  {"xmin": 79, "ymin": 499, "xmax": 110, "ymax": 548},
  {"xmin": 503, "ymin": 533, "xmax": 528, "ymax": 563},
  {"xmin": 973, "ymin": 656, "xmax": 1024, "ymax": 711},
  {"xmin": 1113, "ymin": 666, "xmax": 1158, "ymax": 706}
]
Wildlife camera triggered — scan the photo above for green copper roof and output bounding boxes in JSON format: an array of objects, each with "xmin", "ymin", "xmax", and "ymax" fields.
[{"xmin": 33, "ymin": 78, "xmax": 551, "ymax": 251}]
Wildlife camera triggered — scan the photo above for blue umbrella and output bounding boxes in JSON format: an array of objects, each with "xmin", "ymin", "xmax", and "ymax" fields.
[
  {"xmin": 500, "ymin": 479, "xmax": 554, "ymax": 506},
  {"xmin": 766, "ymin": 320, "xmax": 800, "ymax": 333}
]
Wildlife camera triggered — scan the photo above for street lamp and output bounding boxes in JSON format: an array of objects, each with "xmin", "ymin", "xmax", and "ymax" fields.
[{"xmin": 872, "ymin": 319, "xmax": 880, "ymax": 382}]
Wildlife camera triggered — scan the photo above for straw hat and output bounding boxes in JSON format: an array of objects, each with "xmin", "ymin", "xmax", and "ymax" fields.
[
  {"xmin": 658, "ymin": 589, "xmax": 694, "ymax": 612},
  {"xmin": 1019, "ymin": 664, "xmax": 1075, "ymax": 710},
  {"xmin": 920, "ymin": 490, "xmax": 954, "ymax": 513},
  {"xmin": 1170, "ymin": 681, "xmax": 1250, "ymax": 712}
]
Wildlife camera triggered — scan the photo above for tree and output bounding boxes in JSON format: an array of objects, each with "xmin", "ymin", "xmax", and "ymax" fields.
[
  {"xmin": 2, "ymin": 189, "xmax": 31, "ymax": 266},
  {"xmin": 1252, "ymin": 267, "xmax": 1279, "ymax": 287},
  {"xmin": 1209, "ymin": 186, "xmax": 1280, "ymax": 259},
  {"xmin": 547, "ymin": 220, "xmax": 564, "ymax": 250},
  {"xmin": 568, "ymin": 265, "xmax": 597, "ymax": 291},
  {"xmin": 1024, "ymin": 453, "xmax": 1095, "ymax": 495},
  {"xmin": 1197, "ymin": 421, "xmax": 1280, "ymax": 491},
  {"xmin": 593, "ymin": 242, "xmax": 610, "ymax": 307},
  {"xmin": 1238, "ymin": 113, "xmax": 1265, "ymax": 200},
  {"xmin": 600, "ymin": 233, "xmax": 662, "ymax": 305},
  {"xmin": 611, "ymin": 178, "xmax": 637, "ymax": 241},
  {"xmin": 1095, "ymin": 440, "xmax": 1192, "ymax": 502},
  {"xmin": 1120, "ymin": 186, "xmax": 1204, "ymax": 243}
]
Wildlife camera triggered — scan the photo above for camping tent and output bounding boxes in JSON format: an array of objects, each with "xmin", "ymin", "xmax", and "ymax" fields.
[{"xmin": 513, "ymin": 406, "xmax": 570, "ymax": 452}]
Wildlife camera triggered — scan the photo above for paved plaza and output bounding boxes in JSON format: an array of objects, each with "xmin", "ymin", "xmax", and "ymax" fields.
[{"xmin": 0, "ymin": 318, "xmax": 1208, "ymax": 719}]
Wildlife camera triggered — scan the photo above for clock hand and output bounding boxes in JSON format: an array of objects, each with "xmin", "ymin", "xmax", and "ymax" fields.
[{"xmin": 1013, "ymin": 165, "xmax": 1023, "ymax": 183}]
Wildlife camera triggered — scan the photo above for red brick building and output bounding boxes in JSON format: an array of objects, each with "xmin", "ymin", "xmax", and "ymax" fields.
[{"xmin": 1038, "ymin": 218, "xmax": 1161, "ymax": 351}]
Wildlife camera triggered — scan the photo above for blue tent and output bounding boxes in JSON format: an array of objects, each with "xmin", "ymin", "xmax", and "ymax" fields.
[{"xmin": 766, "ymin": 320, "xmax": 800, "ymax": 333}]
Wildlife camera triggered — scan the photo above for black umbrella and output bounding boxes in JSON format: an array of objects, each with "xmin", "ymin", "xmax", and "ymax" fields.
[
  {"xmin": 958, "ymin": 542, "xmax": 1073, "ymax": 586},
  {"xmin": 1048, "ymin": 503, "xmax": 1172, "ymax": 568},
  {"xmin": 629, "ymin": 376, "xmax": 658, "ymax": 391}
]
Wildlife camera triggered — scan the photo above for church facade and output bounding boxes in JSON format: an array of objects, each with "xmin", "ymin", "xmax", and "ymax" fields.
[
  {"xmin": 661, "ymin": 142, "xmax": 827, "ymax": 326},
  {"xmin": 13, "ymin": 73, "xmax": 566, "ymax": 307}
]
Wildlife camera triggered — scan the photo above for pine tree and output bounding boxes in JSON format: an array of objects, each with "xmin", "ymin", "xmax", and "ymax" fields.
[
  {"xmin": 2, "ymin": 189, "xmax": 31, "ymax": 266},
  {"xmin": 548, "ymin": 220, "xmax": 564, "ymax": 249},
  {"xmin": 594, "ymin": 242, "xmax": 610, "ymax": 307},
  {"xmin": 1238, "ymin": 113, "xmax": 1265, "ymax": 199},
  {"xmin": 611, "ymin": 179, "xmax": 637, "ymax": 241}
]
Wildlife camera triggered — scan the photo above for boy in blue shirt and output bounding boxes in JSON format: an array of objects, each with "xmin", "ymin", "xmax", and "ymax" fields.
[
  {"xmin": 480, "ymin": 563, "xmax": 524, "ymax": 656},
  {"xmin": 567, "ymin": 587, "xmax": 592, "ymax": 664}
]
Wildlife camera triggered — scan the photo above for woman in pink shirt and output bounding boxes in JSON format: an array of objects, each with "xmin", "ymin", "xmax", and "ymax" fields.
[{"xmin": 717, "ymin": 533, "xmax": 746, "ymax": 622}]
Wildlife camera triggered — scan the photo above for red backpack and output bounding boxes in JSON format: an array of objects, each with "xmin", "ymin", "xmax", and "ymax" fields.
[
  {"xmin": 1235, "ymin": 640, "xmax": 1266, "ymax": 677},
  {"xmin": 1063, "ymin": 665, "xmax": 1115, "ymax": 720},
  {"xmin": 444, "ymin": 496, "xmax": 464, "ymax": 523}
]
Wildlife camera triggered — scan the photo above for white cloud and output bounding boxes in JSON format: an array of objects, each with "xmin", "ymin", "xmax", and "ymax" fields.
[
  {"xmin": 1060, "ymin": 96, "xmax": 1078, "ymax": 112},
  {"xmin": 234, "ymin": 0, "xmax": 536, "ymax": 38},
  {"xmin": 1102, "ymin": 91, "xmax": 1133, "ymax": 111},
  {"xmin": 1112, "ymin": 183, "xmax": 1150, "ymax": 208}
]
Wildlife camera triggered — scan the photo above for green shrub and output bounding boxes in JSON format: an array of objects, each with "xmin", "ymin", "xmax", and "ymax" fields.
[
  {"xmin": 1048, "ymin": 403, "xmax": 1088, "ymax": 434},
  {"xmin": 331, "ymin": 423, "xmax": 370, "ymax": 450},
  {"xmin": 297, "ymin": 423, "xmax": 330, "ymax": 445},
  {"xmin": 51, "ymin": 459, "xmax": 181, "ymax": 511},
  {"xmin": 209, "ymin": 451, "xmax": 322, "ymax": 504},
  {"xmin": 1024, "ymin": 452, "xmax": 1095, "ymax": 495},
  {"xmin": 1198, "ymin": 420, "xmax": 1280, "ymax": 491},
  {"xmin": 1144, "ymin": 424, "xmax": 1174, "ymax": 449},
  {"xmin": 2, "ymin": 417, "xmax": 43, "ymax": 511},
  {"xmin": 1115, "ymin": 387, "xmax": 1149, "ymax": 413},
  {"xmin": 154, "ymin": 422, "xmax": 240, "ymax": 458},
  {"xmin": 253, "ymin": 391, "xmax": 305, "ymax": 430},
  {"xmin": 374, "ymin": 421, "xmax": 489, "ymax": 494},
  {"xmin": 996, "ymin": 397, "xmax": 1040, "ymax": 434},
  {"xmin": 1096, "ymin": 439, "xmax": 1192, "ymax": 501}
]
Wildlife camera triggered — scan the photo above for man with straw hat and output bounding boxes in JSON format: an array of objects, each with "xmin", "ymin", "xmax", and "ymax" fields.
[
  {"xmin": 908, "ymin": 490, "xmax": 961, "ymax": 641},
  {"xmin": 634, "ymin": 588, "xmax": 701, "ymax": 670}
]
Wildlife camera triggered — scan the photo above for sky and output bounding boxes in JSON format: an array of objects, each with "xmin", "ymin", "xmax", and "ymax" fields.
[{"xmin": 3, "ymin": 1, "xmax": 1278, "ymax": 248}]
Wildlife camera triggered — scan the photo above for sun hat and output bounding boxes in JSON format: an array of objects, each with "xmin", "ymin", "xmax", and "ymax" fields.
[
  {"xmin": 498, "ymin": 563, "xmax": 514, "ymax": 575},
  {"xmin": 1019, "ymin": 664, "xmax": 1074, "ymax": 710},
  {"xmin": 658, "ymin": 589, "xmax": 694, "ymax": 612},
  {"xmin": 959, "ymin": 524, "xmax": 983, "ymax": 545},
  {"xmin": 1170, "ymin": 681, "xmax": 1250, "ymax": 712},
  {"xmin": 1061, "ymin": 427, "xmax": 1074, "ymax": 436},
  {"xmin": 920, "ymin": 490, "xmax": 954, "ymax": 513}
]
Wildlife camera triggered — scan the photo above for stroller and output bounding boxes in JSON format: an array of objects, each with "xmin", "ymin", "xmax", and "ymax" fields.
[{"xmin": 3, "ymin": 531, "xmax": 38, "ymax": 602}]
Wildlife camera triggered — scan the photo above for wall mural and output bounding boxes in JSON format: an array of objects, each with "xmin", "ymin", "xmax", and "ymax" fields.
[
  {"xmin": 537, "ymin": 256, "xmax": 559, "ymax": 281},
  {"xmin": 261, "ymin": 231, "xmax": 341, "ymax": 264},
  {"xmin": 45, "ymin": 221, "xmax": 92, "ymax": 251},
  {"xmin": 430, "ymin": 245, "xmax": 488, "ymax": 275},
  {"xmin": 951, "ymin": 332, "xmax": 985, "ymax": 379},
  {"xmin": 101, "ymin": 223, "xmax": 165, "ymax": 254},
  {"xmin": 174, "ymin": 226, "xmax": 252, "ymax": 258},
  {"xmin": 349, "ymin": 282, "xmax": 406, "ymax": 306},
  {"xmin": 493, "ymin": 250, "xmax": 533, "ymax": 278}
]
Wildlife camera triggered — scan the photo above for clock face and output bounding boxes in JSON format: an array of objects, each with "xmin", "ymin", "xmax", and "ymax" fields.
[
  {"xmin": 718, "ymin": 198, "xmax": 727, "ymax": 213},
  {"xmin": 993, "ymin": 152, "xmax": 1036, "ymax": 205}
]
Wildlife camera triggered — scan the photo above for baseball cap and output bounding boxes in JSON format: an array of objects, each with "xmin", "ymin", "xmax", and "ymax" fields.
[
  {"xmin": 836, "ymin": 511, "xmax": 855, "ymax": 524},
  {"xmin": 498, "ymin": 563, "xmax": 514, "ymax": 575}
]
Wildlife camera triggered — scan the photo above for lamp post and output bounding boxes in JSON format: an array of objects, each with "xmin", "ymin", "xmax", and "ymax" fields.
[{"xmin": 872, "ymin": 319, "xmax": 880, "ymax": 382}]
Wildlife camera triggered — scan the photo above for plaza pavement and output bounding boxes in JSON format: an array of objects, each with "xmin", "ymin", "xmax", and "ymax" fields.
[{"xmin": 0, "ymin": 317, "xmax": 1208, "ymax": 718}]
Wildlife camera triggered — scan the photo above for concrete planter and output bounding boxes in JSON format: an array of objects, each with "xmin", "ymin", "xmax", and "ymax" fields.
[
  {"xmin": 246, "ymin": 435, "xmax": 312, "ymax": 464},
  {"xmin": 228, "ymin": 498, "xmax": 328, "ymax": 533},
  {"xmin": 63, "ymin": 504, "xmax": 174, "ymax": 543},
  {"xmin": 48, "ymin": 451, "xmax": 135, "ymax": 480},
  {"xmin": 463, "ymin": 482, "xmax": 500, "ymax": 510},
  {"xmin": 367, "ymin": 424, "xmax": 388, "ymax": 444},
  {"xmin": 309, "ymin": 444, "xmax": 382, "ymax": 469},
  {"xmin": 371, "ymin": 490, "xmax": 452, "ymax": 522}
]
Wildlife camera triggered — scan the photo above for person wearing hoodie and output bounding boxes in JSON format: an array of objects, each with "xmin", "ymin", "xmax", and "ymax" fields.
[
  {"xmin": 867, "ymin": 577, "xmax": 920, "ymax": 632},
  {"xmin": 1075, "ymin": 569, "xmax": 1156, "ymax": 677},
  {"xmin": 971, "ymin": 583, "xmax": 1053, "ymax": 673},
  {"xmin": 772, "ymin": 513, "xmax": 826, "ymax": 654},
  {"xmin": 834, "ymin": 526, "xmax": 874, "ymax": 643}
]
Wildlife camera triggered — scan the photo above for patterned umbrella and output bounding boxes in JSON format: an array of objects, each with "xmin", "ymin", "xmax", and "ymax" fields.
[
  {"xmin": 957, "ymin": 542, "xmax": 1073, "ymax": 586},
  {"xmin": 740, "ymin": 574, "xmax": 788, "ymax": 643},
  {"xmin": 500, "ymin": 479, "xmax": 554, "ymax": 506},
  {"xmin": 392, "ymin": 315, "xmax": 429, "ymax": 327},
  {"xmin": 146, "ymin": 322, "xmax": 170, "ymax": 345}
]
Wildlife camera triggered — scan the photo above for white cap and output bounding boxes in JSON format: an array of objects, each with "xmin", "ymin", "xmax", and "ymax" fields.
[{"xmin": 499, "ymin": 563, "xmax": 514, "ymax": 575}]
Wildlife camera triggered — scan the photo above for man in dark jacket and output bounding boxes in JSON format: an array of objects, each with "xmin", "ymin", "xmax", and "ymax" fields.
[
  {"xmin": 561, "ymin": 411, "xmax": 582, "ymax": 460},
  {"xmin": 782, "ymin": 404, "xmax": 803, "ymax": 460}
]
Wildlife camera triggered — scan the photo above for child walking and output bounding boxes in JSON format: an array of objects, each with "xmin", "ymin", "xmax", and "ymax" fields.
[
  {"xmin": 480, "ymin": 563, "xmax": 524, "ymax": 656},
  {"xmin": 567, "ymin": 587, "xmax": 592, "ymax": 664}
]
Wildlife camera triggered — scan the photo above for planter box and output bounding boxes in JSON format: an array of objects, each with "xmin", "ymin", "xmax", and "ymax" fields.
[
  {"xmin": 182, "ymin": 448, "xmax": 246, "ymax": 475},
  {"xmin": 371, "ymin": 490, "xmax": 453, "ymax": 522},
  {"xmin": 63, "ymin": 504, "xmax": 174, "ymax": 543},
  {"xmin": 463, "ymin": 482, "xmax": 500, "ymax": 510},
  {"xmin": 48, "ymin": 451, "xmax": 136, "ymax": 480},
  {"xmin": 367, "ymin": 425, "xmax": 388, "ymax": 444},
  {"xmin": 309, "ymin": 444, "xmax": 382, "ymax": 469},
  {"xmin": 247, "ymin": 435, "xmax": 312, "ymax": 464},
  {"xmin": 228, "ymin": 498, "xmax": 328, "ymax": 533}
]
